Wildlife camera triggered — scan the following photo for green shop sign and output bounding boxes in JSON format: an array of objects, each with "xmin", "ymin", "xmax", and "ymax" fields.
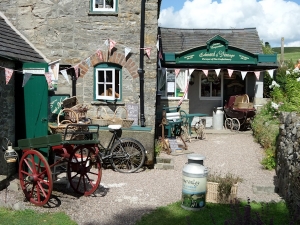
[{"xmin": 175, "ymin": 35, "xmax": 257, "ymax": 65}]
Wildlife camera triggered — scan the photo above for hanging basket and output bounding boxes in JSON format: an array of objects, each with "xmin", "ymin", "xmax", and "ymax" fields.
[
  {"xmin": 110, "ymin": 106, "xmax": 134, "ymax": 128},
  {"xmin": 92, "ymin": 106, "xmax": 112, "ymax": 127}
]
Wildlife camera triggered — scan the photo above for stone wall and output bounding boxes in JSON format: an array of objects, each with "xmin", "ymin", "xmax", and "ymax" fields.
[
  {"xmin": 276, "ymin": 112, "xmax": 300, "ymax": 212},
  {"xmin": 0, "ymin": 59, "xmax": 16, "ymax": 176},
  {"xmin": 0, "ymin": 0, "xmax": 158, "ymax": 127}
]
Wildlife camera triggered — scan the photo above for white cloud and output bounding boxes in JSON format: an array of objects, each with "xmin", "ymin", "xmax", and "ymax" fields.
[{"xmin": 158, "ymin": 0, "xmax": 300, "ymax": 47}]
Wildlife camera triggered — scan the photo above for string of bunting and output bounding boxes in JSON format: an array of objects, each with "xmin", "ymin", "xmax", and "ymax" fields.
[{"xmin": 0, "ymin": 37, "xmax": 158, "ymax": 86}]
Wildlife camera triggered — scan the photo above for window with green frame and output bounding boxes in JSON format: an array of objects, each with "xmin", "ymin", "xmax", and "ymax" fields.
[
  {"xmin": 94, "ymin": 63, "xmax": 121, "ymax": 101},
  {"xmin": 90, "ymin": 0, "xmax": 118, "ymax": 13}
]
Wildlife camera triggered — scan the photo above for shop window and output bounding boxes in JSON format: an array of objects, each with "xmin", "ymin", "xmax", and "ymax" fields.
[
  {"xmin": 200, "ymin": 71, "xmax": 222, "ymax": 99},
  {"xmin": 157, "ymin": 69, "xmax": 187, "ymax": 98},
  {"xmin": 94, "ymin": 63, "xmax": 121, "ymax": 101},
  {"xmin": 90, "ymin": 0, "xmax": 118, "ymax": 13}
]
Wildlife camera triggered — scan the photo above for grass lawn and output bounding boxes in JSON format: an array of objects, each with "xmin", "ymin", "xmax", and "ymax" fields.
[
  {"xmin": 135, "ymin": 201, "xmax": 292, "ymax": 225},
  {"xmin": 0, "ymin": 207, "xmax": 77, "ymax": 225}
]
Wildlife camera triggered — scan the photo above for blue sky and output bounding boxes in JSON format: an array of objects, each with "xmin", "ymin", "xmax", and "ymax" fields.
[{"xmin": 159, "ymin": 0, "xmax": 300, "ymax": 47}]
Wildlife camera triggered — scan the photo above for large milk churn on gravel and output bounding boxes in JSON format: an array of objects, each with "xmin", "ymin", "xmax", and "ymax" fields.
[
  {"xmin": 181, "ymin": 154, "xmax": 208, "ymax": 211},
  {"xmin": 213, "ymin": 107, "xmax": 224, "ymax": 130}
]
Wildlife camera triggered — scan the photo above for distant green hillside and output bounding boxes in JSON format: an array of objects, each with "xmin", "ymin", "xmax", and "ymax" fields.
[
  {"xmin": 272, "ymin": 47, "xmax": 300, "ymax": 63},
  {"xmin": 272, "ymin": 47, "xmax": 300, "ymax": 54}
]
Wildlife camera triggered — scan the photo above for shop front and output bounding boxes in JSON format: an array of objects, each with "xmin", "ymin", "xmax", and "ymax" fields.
[{"xmin": 157, "ymin": 27, "xmax": 278, "ymax": 118}]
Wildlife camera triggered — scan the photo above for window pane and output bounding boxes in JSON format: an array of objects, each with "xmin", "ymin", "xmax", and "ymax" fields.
[
  {"xmin": 98, "ymin": 70, "xmax": 104, "ymax": 82},
  {"xmin": 175, "ymin": 71, "xmax": 185, "ymax": 97},
  {"xmin": 166, "ymin": 70, "xmax": 175, "ymax": 97},
  {"xmin": 115, "ymin": 70, "xmax": 120, "ymax": 98},
  {"xmin": 106, "ymin": 84, "xmax": 113, "ymax": 96},
  {"xmin": 201, "ymin": 75, "xmax": 210, "ymax": 97},
  {"xmin": 98, "ymin": 84, "xmax": 104, "ymax": 96},
  {"xmin": 106, "ymin": 70, "xmax": 113, "ymax": 83}
]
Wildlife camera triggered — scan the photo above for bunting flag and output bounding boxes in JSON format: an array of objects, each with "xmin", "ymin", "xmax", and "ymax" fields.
[
  {"xmin": 159, "ymin": 50, "xmax": 163, "ymax": 59},
  {"xmin": 254, "ymin": 71, "xmax": 260, "ymax": 80},
  {"xmin": 228, "ymin": 69, "xmax": 234, "ymax": 77},
  {"xmin": 60, "ymin": 69, "xmax": 70, "ymax": 84},
  {"xmin": 86, "ymin": 57, "xmax": 91, "ymax": 67},
  {"xmin": 202, "ymin": 69, "xmax": 208, "ymax": 77},
  {"xmin": 156, "ymin": 40, "xmax": 159, "ymax": 51},
  {"xmin": 268, "ymin": 69, "xmax": 274, "ymax": 78},
  {"xmin": 189, "ymin": 68, "xmax": 195, "ymax": 75},
  {"xmin": 22, "ymin": 73, "xmax": 32, "ymax": 87},
  {"xmin": 97, "ymin": 49, "xmax": 103, "ymax": 60},
  {"xmin": 44, "ymin": 72, "xmax": 52, "ymax": 88},
  {"xmin": 74, "ymin": 64, "xmax": 79, "ymax": 78},
  {"xmin": 215, "ymin": 68, "xmax": 221, "ymax": 77},
  {"xmin": 5, "ymin": 68, "xmax": 13, "ymax": 85},
  {"xmin": 125, "ymin": 47, "xmax": 131, "ymax": 58},
  {"xmin": 145, "ymin": 48, "xmax": 151, "ymax": 58},
  {"xmin": 109, "ymin": 39, "xmax": 117, "ymax": 51},
  {"xmin": 175, "ymin": 69, "xmax": 180, "ymax": 77},
  {"xmin": 104, "ymin": 39, "xmax": 109, "ymax": 46},
  {"xmin": 241, "ymin": 71, "xmax": 247, "ymax": 80}
]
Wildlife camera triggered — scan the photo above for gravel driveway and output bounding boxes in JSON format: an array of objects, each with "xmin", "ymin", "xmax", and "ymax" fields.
[{"xmin": 0, "ymin": 132, "xmax": 283, "ymax": 225}]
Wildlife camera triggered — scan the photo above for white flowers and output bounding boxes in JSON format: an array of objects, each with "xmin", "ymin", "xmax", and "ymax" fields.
[
  {"xmin": 271, "ymin": 102, "xmax": 279, "ymax": 110},
  {"xmin": 271, "ymin": 101, "xmax": 283, "ymax": 110},
  {"xmin": 269, "ymin": 81, "xmax": 280, "ymax": 89}
]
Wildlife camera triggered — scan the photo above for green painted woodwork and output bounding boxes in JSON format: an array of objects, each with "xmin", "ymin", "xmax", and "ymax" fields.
[
  {"xmin": 176, "ymin": 44, "xmax": 257, "ymax": 64},
  {"xmin": 22, "ymin": 63, "xmax": 49, "ymax": 158},
  {"xmin": 162, "ymin": 35, "xmax": 276, "ymax": 66}
]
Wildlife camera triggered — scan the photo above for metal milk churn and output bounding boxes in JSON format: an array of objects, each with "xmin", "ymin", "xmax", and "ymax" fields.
[
  {"xmin": 213, "ymin": 107, "xmax": 224, "ymax": 130},
  {"xmin": 181, "ymin": 154, "xmax": 208, "ymax": 211}
]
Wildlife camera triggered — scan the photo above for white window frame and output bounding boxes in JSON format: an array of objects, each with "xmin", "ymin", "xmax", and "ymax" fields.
[
  {"xmin": 199, "ymin": 70, "xmax": 223, "ymax": 100},
  {"xmin": 92, "ymin": 0, "xmax": 117, "ymax": 12},
  {"xmin": 158, "ymin": 68, "xmax": 188, "ymax": 99},
  {"xmin": 95, "ymin": 68, "xmax": 120, "ymax": 100}
]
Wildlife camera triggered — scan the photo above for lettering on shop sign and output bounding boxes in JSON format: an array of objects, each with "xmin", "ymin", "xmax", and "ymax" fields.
[{"xmin": 126, "ymin": 104, "xmax": 139, "ymax": 125}]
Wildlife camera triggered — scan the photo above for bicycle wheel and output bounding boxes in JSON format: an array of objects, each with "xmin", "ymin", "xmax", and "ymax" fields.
[{"xmin": 110, "ymin": 138, "xmax": 146, "ymax": 173}]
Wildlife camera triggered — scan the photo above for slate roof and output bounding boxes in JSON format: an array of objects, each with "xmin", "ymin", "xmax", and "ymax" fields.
[
  {"xmin": 0, "ymin": 14, "xmax": 45, "ymax": 63},
  {"xmin": 159, "ymin": 27, "xmax": 263, "ymax": 54}
]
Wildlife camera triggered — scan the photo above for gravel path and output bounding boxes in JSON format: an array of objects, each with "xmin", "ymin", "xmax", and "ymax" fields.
[{"xmin": 0, "ymin": 133, "xmax": 283, "ymax": 225}]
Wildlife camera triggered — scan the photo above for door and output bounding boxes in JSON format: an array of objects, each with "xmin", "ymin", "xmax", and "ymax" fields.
[{"xmin": 24, "ymin": 74, "xmax": 49, "ymax": 138}]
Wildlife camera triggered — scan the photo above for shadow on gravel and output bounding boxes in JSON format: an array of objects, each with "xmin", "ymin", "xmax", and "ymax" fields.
[{"xmin": 83, "ymin": 207, "xmax": 152, "ymax": 225}]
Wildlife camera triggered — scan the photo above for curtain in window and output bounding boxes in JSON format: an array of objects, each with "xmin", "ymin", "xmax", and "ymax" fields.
[{"xmin": 176, "ymin": 71, "xmax": 185, "ymax": 91}]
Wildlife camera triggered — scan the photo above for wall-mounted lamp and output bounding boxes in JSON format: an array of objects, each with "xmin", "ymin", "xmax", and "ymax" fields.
[
  {"xmin": 3, "ymin": 138, "xmax": 18, "ymax": 163},
  {"xmin": 189, "ymin": 74, "xmax": 195, "ymax": 85}
]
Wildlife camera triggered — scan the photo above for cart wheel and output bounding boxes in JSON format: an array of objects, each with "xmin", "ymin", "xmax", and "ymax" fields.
[
  {"xmin": 67, "ymin": 145, "xmax": 102, "ymax": 196},
  {"xmin": 224, "ymin": 118, "xmax": 232, "ymax": 130},
  {"xmin": 19, "ymin": 150, "xmax": 53, "ymax": 206},
  {"xmin": 231, "ymin": 118, "xmax": 240, "ymax": 132}
]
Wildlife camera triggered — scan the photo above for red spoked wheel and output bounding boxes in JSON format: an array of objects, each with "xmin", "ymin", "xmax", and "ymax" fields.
[
  {"xmin": 19, "ymin": 150, "xmax": 53, "ymax": 206},
  {"xmin": 67, "ymin": 145, "xmax": 102, "ymax": 196}
]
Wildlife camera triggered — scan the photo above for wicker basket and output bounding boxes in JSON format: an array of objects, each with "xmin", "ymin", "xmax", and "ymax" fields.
[
  {"xmin": 92, "ymin": 106, "xmax": 112, "ymax": 127},
  {"xmin": 206, "ymin": 182, "xmax": 238, "ymax": 203},
  {"xmin": 70, "ymin": 104, "xmax": 89, "ymax": 119},
  {"xmin": 110, "ymin": 106, "xmax": 134, "ymax": 128}
]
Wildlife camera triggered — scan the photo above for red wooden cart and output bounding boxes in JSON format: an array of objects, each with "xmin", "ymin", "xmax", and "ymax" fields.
[{"xmin": 16, "ymin": 124, "xmax": 102, "ymax": 206}]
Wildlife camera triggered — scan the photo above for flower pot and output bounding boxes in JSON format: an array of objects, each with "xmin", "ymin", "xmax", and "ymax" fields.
[{"xmin": 206, "ymin": 181, "xmax": 238, "ymax": 203}]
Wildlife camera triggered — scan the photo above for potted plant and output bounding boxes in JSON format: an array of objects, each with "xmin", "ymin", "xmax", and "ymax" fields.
[{"xmin": 206, "ymin": 171, "xmax": 243, "ymax": 204}]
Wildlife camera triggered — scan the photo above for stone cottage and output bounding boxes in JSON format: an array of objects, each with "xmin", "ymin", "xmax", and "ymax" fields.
[
  {"xmin": 0, "ymin": 12, "xmax": 47, "ymax": 176},
  {"xmin": 0, "ymin": 0, "xmax": 161, "ymax": 165}
]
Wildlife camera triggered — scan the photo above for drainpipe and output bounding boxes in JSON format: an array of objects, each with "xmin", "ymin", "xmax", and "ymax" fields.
[
  {"xmin": 138, "ymin": 0, "xmax": 146, "ymax": 127},
  {"xmin": 71, "ymin": 67, "xmax": 78, "ymax": 97}
]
